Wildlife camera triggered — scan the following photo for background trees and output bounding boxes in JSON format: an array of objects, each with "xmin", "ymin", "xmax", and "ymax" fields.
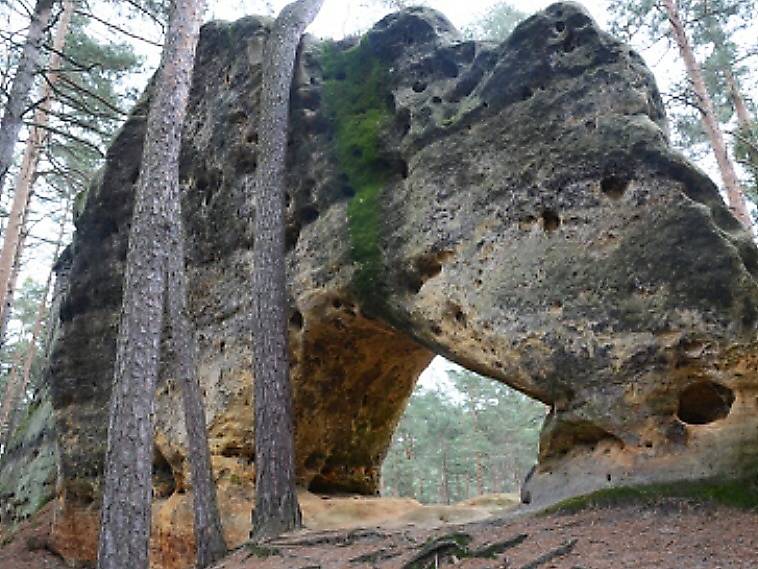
[{"xmin": 382, "ymin": 368, "xmax": 545, "ymax": 504}]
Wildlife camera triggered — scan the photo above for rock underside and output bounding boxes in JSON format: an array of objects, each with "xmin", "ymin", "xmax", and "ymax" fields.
[{"xmin": 2, "ymin": 3, "xmax": 758, "ymax": 568}]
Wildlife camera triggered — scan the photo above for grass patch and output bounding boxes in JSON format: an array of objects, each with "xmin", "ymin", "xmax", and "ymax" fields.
[
  {"xmin": 320, "ymin": 40, "xmax": 394, "ymax": 308},
  {"xmin": 543, "ymin": 478, "xmax": 758, "ymax": 515}
]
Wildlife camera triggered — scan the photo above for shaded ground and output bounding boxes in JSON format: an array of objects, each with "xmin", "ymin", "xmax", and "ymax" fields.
[
  {"xmin": 2, "ymin": 497, "xmax": 757, "ymax": 568},
  {"xmin": 0, "ymin": 503, "xmax": 67, "ymax": 569},
  {"xmin": 213, "ymin": 499, "xmax": 758, "ymax": 569}
]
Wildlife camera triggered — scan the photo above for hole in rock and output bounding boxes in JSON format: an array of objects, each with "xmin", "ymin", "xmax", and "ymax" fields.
[
  {"xmin": 152, "ymin": 446, "xmax": 176, "ymax": 499},
  {"xmin": 677, "ymin": 381, "xmax": 735, "ymax": 425},
  {"xmin": 299, "ymin": 205, "xmax": 320, "ymax": 224},
  {"xmin": 412, "ymin": 80, "xmax": 427, "ymax": 93},
  {"xmin": 541, "ymin": 209, "xmax": 561, "ymax": 232},
  {"xmin": 601, "ymin": 176, "xmax": 630, "ymax": 200},
  {"xmin": 381, "ymin": 358, "xmax": 546, "ymax": 505},
  {"xmin": 289, "ymin": 310, "xmax": 304, "ymax": 330}
]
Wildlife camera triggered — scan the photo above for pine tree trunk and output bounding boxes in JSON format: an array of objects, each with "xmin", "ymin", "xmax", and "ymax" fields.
[
  {"xmin": 441, "ymin": 447, "xmax": 450, "ymax": 504},
  {"xmin": 0, "ymin": 218, "xmax": 29, "ymax": 353},
  {"xmin": 164, "ymin": 195, "xmax": 227, "ymax": 568},
  {"xmin": 0, "ymin": 0, "xmax": 74, "ymax": 334},
  {"xmin": 725, "ymin": 69, "xmax": 758, "ymax": 166},
  {"xmin": 662, "ymin": 0, "xmax": 751, "ymax": 228},
  {"xmin": 0, "ymin": 191, "xmax": 70, "ymax": 454},
  {"xmin": 0, "ymin": 351, "xmax": 24, "ymax": 454},
  {"xmin": 0, "ymin": 0, "xmax": 54, "ymax": 197},
  {"xmin": 249, "ymin": 0, "xmax": 324, "ymax": 541},
  {"xmin": 96, "ymin": 1, "xmax": 206, "ymax": 568}
]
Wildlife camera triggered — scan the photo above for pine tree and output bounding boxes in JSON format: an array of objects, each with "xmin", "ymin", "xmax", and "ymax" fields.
[
  {"xmin": 608, "ymin": 0, "xmax": 754, "ymax": 228},
  {"xmin": 0, "ymin": 0, "xmax": 75, "ymax": 348},
  {"xmin": 249, "ymin": 0, "xmax": 325, "ymax": 541},
  {"xmin": 96, "ymin": 1, "xmax": 213, "ymax": 567},
  {"xmin": 0, "ymin": 0, "xmax": 54, "ymax": 197}
]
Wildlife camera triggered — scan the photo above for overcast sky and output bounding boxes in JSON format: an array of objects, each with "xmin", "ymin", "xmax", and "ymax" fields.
[{"xmin": 207, "ymin": 0, "xmax": 611, "ymax": 39}]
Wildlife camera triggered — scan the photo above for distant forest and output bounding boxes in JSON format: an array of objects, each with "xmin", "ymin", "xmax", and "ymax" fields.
[{"xmin": 382, "ymin": 368, "xmax": 546, "ymax": 504}]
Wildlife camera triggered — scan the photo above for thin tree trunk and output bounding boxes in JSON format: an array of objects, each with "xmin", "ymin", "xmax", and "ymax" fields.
[
  {"xmin": 440, "ymin": 446, "xmax": 450, "ymax": 505},
  {"xmin": 662, "ymin": 0, "xmax": 751, "ymax": 229},
  {"xmin": 164, "ymin": 196, "xmax": 227, "ymax": 568},
  {"xmin": 725, "ymin": 68, "xmax": 758, "ymax": 166},
  {"xmin": 0, "ymin": 192, "xmax": 69, "ymax": 454},
  {"xmin": 0, "ymin": 218, "xmax": 29, "ymax": 353},
  {"xmin": 249, "ymin": 0, "xmax": 324, "ymax": 541},
  {"xmin": 0, "ymin": 0, "xmax": 74, "ymax": 334},
  {"xmin": 0, "ymin": 0, "xmax": 55, "ymax": 197},
  {"xmin": 0, "ymin": 350, "xmax": 24, "ymax": 454},
  {"xmin": 96, "ymin": 1, "xmax": 205, "ymax": 568}
]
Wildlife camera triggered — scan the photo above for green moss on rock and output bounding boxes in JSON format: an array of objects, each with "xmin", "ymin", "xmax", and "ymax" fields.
[
  {"xmin": 543, "ymin": 478, "xmax": 758, "ymax": 515},
  {"xmin": 320, "ymin": 40, "xmax": 394, "ymax": 306}
]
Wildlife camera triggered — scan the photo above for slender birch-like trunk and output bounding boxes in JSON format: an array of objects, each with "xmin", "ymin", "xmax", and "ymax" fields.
[
  {"xmin": 164, "ymin": 194, "xmax": 227, "ymax": 567},
  {"xmin": 96, "ymin": 1, "xmax": 206, "ymax": 567},
  {"xmin": 0, "ymin": 0, "xmax": 74, "ymax": 334},
  {"xmin": 662, "ymin": 0, "xmax": 751, "ymax": 229},
  {"xmin": 0, "ymin": 0, "xmax": 55, "ymax": 197},
  {"xmin": 249, "ymin": 0, "xmax": 324, "ymax": 541}
]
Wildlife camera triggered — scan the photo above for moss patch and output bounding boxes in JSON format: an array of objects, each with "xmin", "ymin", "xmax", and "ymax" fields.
[
  {"xmin": 320, "ymin": 40, "xmax": 394, "ymax": 307},
  {"xmin": 543, "ymin": 478, "xmax": 758, "ymax": 515}
]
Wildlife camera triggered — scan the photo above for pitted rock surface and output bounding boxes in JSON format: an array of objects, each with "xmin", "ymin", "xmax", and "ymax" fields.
[{"xmin": 3, "ymin": 3, "xmax": 758, "ymax": 567}]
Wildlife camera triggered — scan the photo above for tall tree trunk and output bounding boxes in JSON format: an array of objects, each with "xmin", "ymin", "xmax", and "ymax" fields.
[
  {"xmin": 662, "ymin": 0, "xmax": 751, "ymax": 229},
  {"xmin": 96, "ymin": 1, "xmax": 205, "ymax": 568},
  {"xmin": 0, "ymin": 0, "xmax": 55, "ymax": 197},
  {"xmin": 0, "ymin": 216, "xmax": 29, "ymax": 353},
  {"xmin": 0, "ymin": 0, "xmax": 74, "ymax": 335},
  {"xmin": 164, "ymin": 196, "xmax": 227, "ymax": 567},
  {"xmin": 0, "ymin": 350, "xmax": 24, "ymax": 454},
  {"xmin": 724, "ymin": 68, "xmax": 758, "ymax": 167},
  {"xmin": 249, "ymin": 0, "xmax": 324, "ymax": 541},
  {"xmin": 440, "ymin": 446, "xmax": 450, "ymax": 505},
  {"xmin": 0, "ymin": 192, "xmax": 69, "ymax": 453}
]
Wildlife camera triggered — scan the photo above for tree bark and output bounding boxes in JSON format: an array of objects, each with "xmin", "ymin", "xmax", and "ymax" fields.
[
  {"xmin": 724, "ymin": 68, "xmax": 758, "ymax": 166},
  {"xmin": 0, "ymin": 0, "xmax": 55, "ymax": 197},
  {"xmin": 249, "ymin": 0, "xmax": 324, "ymax": 541},
  {"xmin": 0, "ymin": 192, "xmax": 70, "ymax": 454},
  {"xmin": 0, "ymin": 0, "xmax": 74, "ymax": 336},
  {"xmin": 164, "ymin": 195, "xmax": 227, "ymax": 568},
  {"xmin": 0, "ymin": 217, "xmax": 29, "ymax": 353},
  {"xmin": 662, "ymin": 0, "xmax": 751, "ymax": 229},
  {"xmin": 95, "ymin": 1, "xmax": 206, "ymax": 568}
]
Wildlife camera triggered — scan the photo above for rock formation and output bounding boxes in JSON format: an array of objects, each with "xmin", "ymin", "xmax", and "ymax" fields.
[{"xmin": 2, "ymin": 3, "xmax": 758, "ymax": 567}]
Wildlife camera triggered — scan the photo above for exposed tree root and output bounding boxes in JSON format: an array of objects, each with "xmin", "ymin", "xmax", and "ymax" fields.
[{"xmin": 518, "ymin": 538, "xmax": 578, "ymax": 569}]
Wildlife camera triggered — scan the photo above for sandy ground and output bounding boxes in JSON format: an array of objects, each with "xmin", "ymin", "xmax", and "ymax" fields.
[{"xmin": 2, "ymin": 497, "xmax": 757, "ymax": 568}]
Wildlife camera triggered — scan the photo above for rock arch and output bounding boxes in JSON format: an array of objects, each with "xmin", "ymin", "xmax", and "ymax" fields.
[{"xmin": 3, "ymin": 4, "xmax": 757, "ymax": 567}]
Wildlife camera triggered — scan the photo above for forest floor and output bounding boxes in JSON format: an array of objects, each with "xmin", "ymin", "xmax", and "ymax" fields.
[{"xmin": 1, "ymin": 496, "xmax": 757, "ymax": 568}]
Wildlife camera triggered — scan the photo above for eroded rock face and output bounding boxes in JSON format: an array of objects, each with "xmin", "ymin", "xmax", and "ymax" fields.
[{"xmin": 3, "ymin": 2, "xmax": 758, "ymax": 566}]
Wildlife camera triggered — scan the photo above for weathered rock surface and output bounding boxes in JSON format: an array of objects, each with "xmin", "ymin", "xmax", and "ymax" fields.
[{"xmin": 3, "ymin": 2, "xmax": 758, "ymax": 567}]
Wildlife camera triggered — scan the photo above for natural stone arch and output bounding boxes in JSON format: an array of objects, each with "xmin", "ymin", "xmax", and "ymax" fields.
[{"xmin": 4, "ymin": 4, "xmax": 753, "ymax": 568}]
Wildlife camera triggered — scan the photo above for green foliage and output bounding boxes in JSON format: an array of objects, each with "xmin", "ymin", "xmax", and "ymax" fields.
[
  {"xmin": 544, "ymin": 478, "xmax": 758, "ymax": 515},
  {"xmin": 382, "ymin": 366, "xmax": 546, "ymax": 504},
  {"xmin": 463, "ymin": 2, "xmax": 525, "ymax": 41},
  {"xmin": 320, "ymin": 40, "xmax": 394, "ymax": 306}
]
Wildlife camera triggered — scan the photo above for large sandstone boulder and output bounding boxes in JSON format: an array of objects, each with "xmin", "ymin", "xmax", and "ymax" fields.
[{"xmin": 3, "ymin": 3, "xmax": 758, "ymax": 567}]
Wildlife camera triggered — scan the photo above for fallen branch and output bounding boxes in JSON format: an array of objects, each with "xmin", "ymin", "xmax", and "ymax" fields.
[
  {"xmin": 519, "ymin": 538, "xmax": 578, "ymax": 569},
  {"xmin": 470, "ymin": 533, "xmax": 528, "ymax": 558},
  {"xmin": 400, "ymin": 532, "xmax": 472, "ymax": 569},
  {"xmin": 349, "ymin": 546, "xmax": 401, "ymax": 564}
]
